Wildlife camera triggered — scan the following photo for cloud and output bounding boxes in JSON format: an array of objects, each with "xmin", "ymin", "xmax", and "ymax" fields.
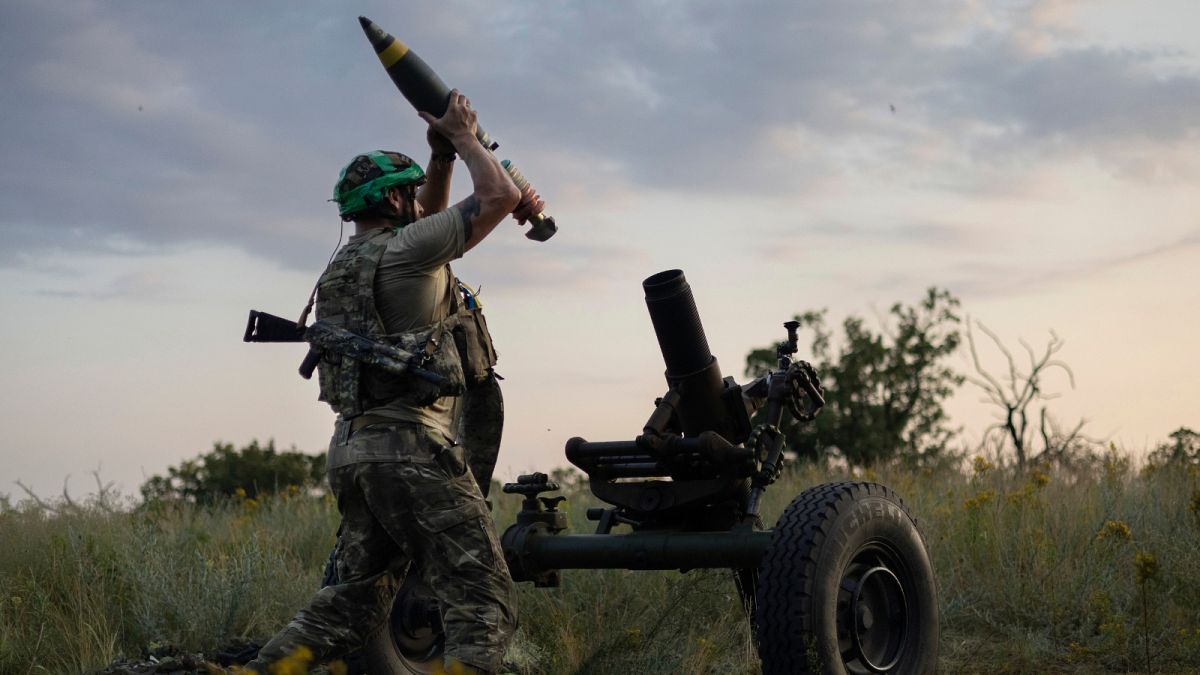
[
  {"xmin": 1, "ymin": 0, "xmax": 1198, "ymax": 275},
  {"xmin": 943, "ymin": 228, "xmax": 1200, "ymax": 297},
  {"xmin": 33, "ymin": 269, "xmax": 185, "ymax": 302},
  {"xmin": 757, "ymin": 216, "xmax": 981, "ymax": 266},
  {"xmin": 0, "ymin": 0, "xmax": 336, "ymax": 271},
  {"xmin": 455, "ymin": 238, "xmax": 650, "ymax": 294},
  {"xmin": 472, "ymin": 1, "xmax": 1200, "ymax": 192},
  {"xmin": 932, "ymin": 42, "xmax": 1200, "ymax": 145}
]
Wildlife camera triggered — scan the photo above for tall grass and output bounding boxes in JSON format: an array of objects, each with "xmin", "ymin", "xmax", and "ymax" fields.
[
  {"xmin": 2, "ymin": 458, "xmax": 1198, "ymax": 674},
  {"xmin": 0, "ymin": 489, "xmax": 336, "ymax": 674}
]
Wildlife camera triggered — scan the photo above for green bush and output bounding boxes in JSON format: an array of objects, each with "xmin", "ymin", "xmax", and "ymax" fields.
[
  {"xmin": 744, "ymin": 288, "xmax": 963, "ymax": 467},
  {"xmin": 140, "ymin": 439, "xmax": 326, "ymax": 504}
]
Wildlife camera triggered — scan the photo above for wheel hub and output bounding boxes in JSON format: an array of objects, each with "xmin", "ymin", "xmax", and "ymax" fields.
[
  {"xmin": 838, "ymin": 553, "xmax": 910, "ymax": 673},
  {"xmin": 857, "ymin": 604, "xmax": 875, "ymax": 631}
]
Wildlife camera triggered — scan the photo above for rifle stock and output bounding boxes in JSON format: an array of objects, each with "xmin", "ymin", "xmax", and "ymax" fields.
[{"xmin": 244, "ymin": 310, "xmax": 306, "ymax": 343}]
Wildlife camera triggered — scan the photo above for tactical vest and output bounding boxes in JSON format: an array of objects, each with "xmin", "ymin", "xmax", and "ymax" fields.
[{"xmin": 314, "ymin": 228, "xmax": 498, "ymax": 417}]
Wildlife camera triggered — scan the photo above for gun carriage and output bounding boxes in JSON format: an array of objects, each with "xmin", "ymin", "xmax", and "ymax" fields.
[{"xmin": 378, "ymin": 270, "xmax": 936, "ymax": 674}]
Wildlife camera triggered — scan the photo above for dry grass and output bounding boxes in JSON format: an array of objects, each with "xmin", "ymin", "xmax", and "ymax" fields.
[
  {"xmin": 2, "ymin": 456, "xmax": 1199, "ymax": 673},
  {"xmin": 0, "ymin": 489, "xmax": 336, "ymax": 674}
]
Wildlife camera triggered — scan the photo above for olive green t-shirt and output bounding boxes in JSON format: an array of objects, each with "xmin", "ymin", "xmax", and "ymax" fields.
[{"xmin": 361, "ymin": 206, "xmax": 466, "ymax": 439}]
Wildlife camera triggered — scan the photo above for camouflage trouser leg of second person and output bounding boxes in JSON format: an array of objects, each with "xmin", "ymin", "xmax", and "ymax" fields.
[
  {"xmin": 459, "ymin": 372, "xmax": 504, "ymax": 498},
  {"xmin": 247, "ymin": 424, "xmax": 517, "ymax": 673}
]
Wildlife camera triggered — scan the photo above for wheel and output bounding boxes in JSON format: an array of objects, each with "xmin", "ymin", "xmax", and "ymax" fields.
[
  {"xmin": 359, "ymin": 573, "xmax": 447, "ymax": 674},
  {"xmin": 320, "ymin": 548, "xmax": 447, "ymax": 675},
  {"xmin": 755, "ymin": 481, "xmax": 938, "ymax": 675}
]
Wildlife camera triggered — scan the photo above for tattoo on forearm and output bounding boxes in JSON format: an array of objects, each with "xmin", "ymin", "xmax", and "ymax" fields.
[{"xmin": 460, "ymin": 195, "xmax": 481, "ymax": 241}]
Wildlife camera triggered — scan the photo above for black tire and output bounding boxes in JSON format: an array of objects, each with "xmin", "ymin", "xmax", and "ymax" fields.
[
  {"xmin": 755, "ymin": 481, "xmax": 938, "ymax": 675},
  {"xmin": 320, "ymin": 548, "xmax": 445, "ymax": 675},
  {"xmin": 360, "ymin": 573, "xmax": 447, "ymax": 675}
]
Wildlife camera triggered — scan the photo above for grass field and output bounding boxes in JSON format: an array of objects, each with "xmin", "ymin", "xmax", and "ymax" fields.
[{"xmin": 2, "ymin": 455, "xmax": 1198, "ymax": 674}]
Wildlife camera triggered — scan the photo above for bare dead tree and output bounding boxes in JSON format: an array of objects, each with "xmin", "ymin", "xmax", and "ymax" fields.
[
  {"xmin": 11, "ymin": 471, "xmax": 120, "ymax": 514},
  {"xmin": 965, "ymin": 320, "xmax": 1084, "ymax": 470},
  {"xmin": 89, "ymin": 469, "xmax": 119, "ymax": 513},
  {"xmin": 1038, "ymin": 407, "xmax": 1089, "ymax": 466},
  {"xmin": 14, "ymin": 478, "xmax": 65, "ymax": 514}
]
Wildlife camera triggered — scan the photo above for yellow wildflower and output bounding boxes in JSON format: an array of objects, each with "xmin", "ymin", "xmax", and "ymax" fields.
[
  {"xmin": 1096, "ymin": 520, "xmax": 1132, "ymax": 541},
  {"xmin": 270, "ymin": 645, "xmax": 313, "ymax": 675},
  {"xmin": 1134, "ymin": 551, "xmax": 1158, "ymax": 584},
  {"xmin": 972, "ymin": 455, "xmax": 994, "ymax": 475},
  {"xmin": 1103, "ymin": 449, "xmax": 1129, "ymax": 482},
  {"xmin": 963, "ymin": 489, "xmax": 996, "ymax": 511}
]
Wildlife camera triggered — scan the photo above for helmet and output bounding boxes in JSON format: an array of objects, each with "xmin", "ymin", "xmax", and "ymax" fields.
[{"xmin": 332, "ymin": 151, "xmax": 426, "ymax": 220}]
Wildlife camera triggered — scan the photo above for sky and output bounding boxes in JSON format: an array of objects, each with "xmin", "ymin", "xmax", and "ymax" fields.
[{"xmin": 1, "ymin": 0, "xmax": 1197, "ymax": 500}]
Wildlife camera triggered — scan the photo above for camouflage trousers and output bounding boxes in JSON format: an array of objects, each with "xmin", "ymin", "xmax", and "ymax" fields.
[
  {"xmin": 458, "ymin": 372, "xmax": 504, "ymax": 498},
  {"xmin": 246, "ymin": 423, "xmax": 517, "ymax": 673}
]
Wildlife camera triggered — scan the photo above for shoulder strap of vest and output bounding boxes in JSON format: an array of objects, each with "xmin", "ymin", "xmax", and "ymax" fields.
[
  {"xmin": 445, "ymin": 264, "xmax": 461, "ymax": 314},
  {"xmin": 365, "ymin": 228, "xmax": 401, "ymax": 329}
]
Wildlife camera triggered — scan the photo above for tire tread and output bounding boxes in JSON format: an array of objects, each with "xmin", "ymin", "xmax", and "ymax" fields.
[{"xmin": 755, "ymin": 481, "xmax": 928, "ymax": 674}]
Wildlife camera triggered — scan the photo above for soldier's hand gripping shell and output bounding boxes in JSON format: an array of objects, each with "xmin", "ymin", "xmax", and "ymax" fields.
[
  {"xmin": 426, "ymin": 126, "xmax": 457, "ymax": 157},
  {"xmin": 417, "ymin": 89, "xmax": 478, "ymax": 144},
  {"xmin": 511, "ymin": 182, "xmax": 545, "ymax": 225}
]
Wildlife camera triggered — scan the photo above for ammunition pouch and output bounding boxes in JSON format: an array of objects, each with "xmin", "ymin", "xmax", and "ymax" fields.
[
  {"xmin": 363, "ymin": 320, "xmax": 466, "ymax": 409},
  {"xmin": 450, "ymin": 279, "xmax": 499, "ymax": 386},
  {"xmin": 452, "ymin": 307, "xmax": 498, "ymax": 385},
  {"xmin": 317, "ymin": 352, "xmax": 361, "ymax": 418}
]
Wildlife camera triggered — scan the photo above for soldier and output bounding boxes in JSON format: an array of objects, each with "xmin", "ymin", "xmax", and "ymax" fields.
[{"xmin": 246, "ymin": 90, "xmax": 541, "ymax": 674}]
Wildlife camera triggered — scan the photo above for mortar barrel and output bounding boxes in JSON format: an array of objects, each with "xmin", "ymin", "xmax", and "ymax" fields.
[
  {"xmin": 642, "ymin": 270, "xmax": 730, "ymax": 438},
  {"xmin": 643, "ymin": 269, "xmax": 712, "ymax": 377}
]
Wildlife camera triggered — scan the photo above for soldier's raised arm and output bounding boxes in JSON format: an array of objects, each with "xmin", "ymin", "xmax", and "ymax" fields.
[
  {"xmin": 418, "ymin": 90, "xmax": 519, "ymax": 252},
  {"xmin": 416, "ymin": 125, "xmax": 456, "ymax": 215}
]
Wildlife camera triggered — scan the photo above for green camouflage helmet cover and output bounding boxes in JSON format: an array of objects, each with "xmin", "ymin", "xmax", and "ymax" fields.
[{"xmin": 333, "ymin": 151, "xmax": 426, "ymax": 219}]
